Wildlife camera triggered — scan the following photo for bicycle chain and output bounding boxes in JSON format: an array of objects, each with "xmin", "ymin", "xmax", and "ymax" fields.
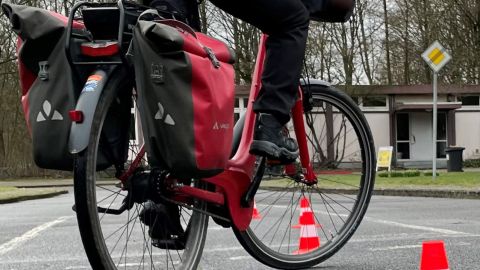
[{"xmin": 157, "ymin": 193, "xmax": 232, "ymax": 223}]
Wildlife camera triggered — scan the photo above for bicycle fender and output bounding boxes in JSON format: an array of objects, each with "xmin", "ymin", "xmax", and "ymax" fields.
[
  {"xmin": 300, "ymin": 78, "xmax": 331, "ymax": 88},
  {"xmin": 68, "ymin": 69, "xmax": 108, "ymax": 154}
]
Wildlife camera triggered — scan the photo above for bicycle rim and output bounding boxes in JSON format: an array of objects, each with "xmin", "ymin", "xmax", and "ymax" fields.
[
  {"xmin": 233, "ymin": 86, "xmax": 376, "ymax": 269},
  {"xmin": 73, "ymin": 71, "xmax": 209, "ymax": 270}
]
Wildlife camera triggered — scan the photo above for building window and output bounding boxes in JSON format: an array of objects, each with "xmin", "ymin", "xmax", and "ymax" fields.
[
  {"xmin": 459, "ymin": 95, "xmax": 480, "ymax": 106},
  {"xmin": 234, "ymin": 97, "xmax": 247, "ymax": 124},
  {"xmin": 356, "ymin": 95, "xmax": 388, "ymax": 111},
  {"xmin": 436, "ymin": 113, "xmax": 447, "ymax": 158},
  {"xmin": 396, "ymin": 113, "xmax": 410, "ymax": 159},
  {"xmin": 362, "ymin": 95, "xmax": 387, "ymax": 107},
  {"xmin": 130, "ymin": 113, "xmax": 136, "ymax": 140}
]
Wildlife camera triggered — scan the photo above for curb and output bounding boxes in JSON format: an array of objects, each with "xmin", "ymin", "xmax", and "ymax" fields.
[
  {"xmin": 373, "ymin": 188, "xmax": 480, "ymax": 199},
  {"xmin": 2, "ymin": 181, "xmax": 116, "ymax": 189},
  {"xmin": 0, "ymin": 190, "xmax": 69, "ymax": 204},
  {"xmin": 261, "ymin": 187, "xmax": 480, "ymax": 200}
]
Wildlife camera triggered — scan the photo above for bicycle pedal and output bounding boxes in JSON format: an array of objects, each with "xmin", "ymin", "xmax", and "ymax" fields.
[{"xmin": 152, "ymin": 237, "xmax": 186, "ymax": 250}]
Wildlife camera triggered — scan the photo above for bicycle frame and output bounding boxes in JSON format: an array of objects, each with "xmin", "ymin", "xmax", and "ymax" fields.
[
  {"xmin": 172, "ymin": 34, "xmax": 318, "ymax": 231},
  {"xmin": 68, "ymin": 0, "xmax": 318, "ymax": 230}
]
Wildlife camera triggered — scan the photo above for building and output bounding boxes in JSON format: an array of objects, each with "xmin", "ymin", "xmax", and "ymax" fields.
[{"xmin": 234, "ymin": 84, "xmax": 480, "ymax": 169}]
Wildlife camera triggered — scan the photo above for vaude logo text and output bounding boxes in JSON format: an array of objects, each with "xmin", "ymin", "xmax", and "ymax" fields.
[
  {"xmin": 36, "ymin": 100, "xmax": 63, "ymax": 122},
  {"xmin": 155, "ymin": 102, "xmax": 175, "ymax": 126},
  {"xmin": 213, "ymin": 122, "xmax": 229, "ymax": 130}
]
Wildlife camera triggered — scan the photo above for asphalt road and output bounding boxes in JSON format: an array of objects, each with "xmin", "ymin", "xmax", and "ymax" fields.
[{"xmin": 0, "ymin": 189, "xmax": 479, "ymax": 270}]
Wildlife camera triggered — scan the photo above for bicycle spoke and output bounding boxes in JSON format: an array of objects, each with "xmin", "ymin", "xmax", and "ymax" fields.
[{"xmin": 237, "ymin": 88, "xmax": 375, "ymax": 268}]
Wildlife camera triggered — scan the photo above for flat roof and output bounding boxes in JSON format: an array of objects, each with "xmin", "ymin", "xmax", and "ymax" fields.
[{"xmin": 234, "ymin": 84, "xmax": 480, "ymax": 96}]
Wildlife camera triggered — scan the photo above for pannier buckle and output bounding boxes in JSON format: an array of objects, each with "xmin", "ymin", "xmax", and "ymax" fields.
[
  {"xmin": 38, "ymin": 61, "xmax": 49, "ymax": 81},
  {"xmin": 204, "ymin": 47, "xmax": 221, "ymax": 69}
]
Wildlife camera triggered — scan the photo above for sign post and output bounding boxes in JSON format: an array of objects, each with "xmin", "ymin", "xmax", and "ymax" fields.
[{"xmin": 421, "ymin": 41, "xmax": 451, "ymax": 179}]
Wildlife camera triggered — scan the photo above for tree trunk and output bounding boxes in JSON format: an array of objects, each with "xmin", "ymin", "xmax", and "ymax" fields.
[{"xmin": 383, "ymin": 0, "xmax": 392, "ymax": 85}]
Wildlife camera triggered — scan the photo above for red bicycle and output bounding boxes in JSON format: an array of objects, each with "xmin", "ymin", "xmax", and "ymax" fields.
[{"xmin": 71, "ymin": 1, "xmax": 376, "ymax": 269}]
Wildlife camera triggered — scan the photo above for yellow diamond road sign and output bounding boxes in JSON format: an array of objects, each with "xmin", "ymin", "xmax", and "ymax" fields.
[{"xmin": 422, "ymin": 41, "xmax": 451, "ymax": 73}]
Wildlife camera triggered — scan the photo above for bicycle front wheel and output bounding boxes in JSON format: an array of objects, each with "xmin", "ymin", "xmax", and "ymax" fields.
[
  {"xmin": 234, "ymin": 85, "xmax": 376, "ymax": 269},
  {"xmin": 73, "ymin": 68, "xmax": 209, "ymax": 270}
]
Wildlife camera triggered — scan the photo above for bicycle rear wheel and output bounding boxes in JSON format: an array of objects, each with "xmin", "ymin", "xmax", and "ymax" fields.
[
  {"xmin": 233, "ymin": 85, "xmax": 375, "ymax": 269},
  {"xmin": 73, "ymin": 68, "xmax": 209, "ymax": 270}
]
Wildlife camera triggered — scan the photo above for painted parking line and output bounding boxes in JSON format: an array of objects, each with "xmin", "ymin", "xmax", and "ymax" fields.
[
  {"xmin": 369, "ymin": 241, "xmax": 471, "ymax": 252},
  {"xmin": 0, "ymin": 216, "xmax": 71, "ymax": 256},
  {"xmin": 363, "ymin": 217, "xmax": 470, "ymax": 235},
  {"xmin": 266, "ymin": 204, "xmax": 471, "ymax": 236},
  {"xmin": 230, "ymin": 256, "xmax": 252, "ymax": 261}
]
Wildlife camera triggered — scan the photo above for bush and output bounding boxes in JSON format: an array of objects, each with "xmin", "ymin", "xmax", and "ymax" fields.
[
  {"xmin": 404, "ymin": 170, "xmax": 421, "ymax": 177},
  {"xmin": 423, "ymin": 171, "xmax": 440, "ymax": 176},
  {"xmin": 390, "ymin": 171, "xmax": 404, "ymax": 177},
  {"xmin": 377, "ymin": 170, "xmax": 421, "ymax": 178},
  {"xmin": 378, "ymin": 171, "xmax": 389, "ymax": 177},
  {"xmin": 464, "ymin": 159, "xmax": 480, "ymax": 168}
]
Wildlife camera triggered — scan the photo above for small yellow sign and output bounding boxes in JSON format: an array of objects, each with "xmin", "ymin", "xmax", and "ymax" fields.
[
  {"xmin": 428, "ymin": 48, "xmax": 445, "ymax": 65},
  {"xmin": 421, "ymin": 41, "xmax": 451, "ymax": 73},
  {"xmin": 376, "ymin": 146, "xmax": 393, "ymax": 171}
]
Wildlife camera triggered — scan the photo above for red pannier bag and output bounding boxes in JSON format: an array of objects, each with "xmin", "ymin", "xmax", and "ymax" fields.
[{"xmin": 132, "ymin": 18, "xmax": 235, "ymax": 179}]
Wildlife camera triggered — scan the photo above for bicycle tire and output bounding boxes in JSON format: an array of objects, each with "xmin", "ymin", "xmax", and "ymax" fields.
[
  {"xmin": 233, "ymin": 85, "xmax": 376, "ymax": 269},
  {"xmin": 73, "ymin": 67, "xmax": 209, "ymax": 270}
]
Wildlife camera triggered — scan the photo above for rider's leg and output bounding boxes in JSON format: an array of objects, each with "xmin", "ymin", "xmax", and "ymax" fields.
[{"xmin": 210, "ymin": 0, "xmax": 310, "ymax": 162}]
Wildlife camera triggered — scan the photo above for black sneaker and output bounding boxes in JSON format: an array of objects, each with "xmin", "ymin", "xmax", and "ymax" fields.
[
  {"xmin": 139, "ymin": 201, "xmax": 186, "ymax": 250},
  {"xmin": 249, "ymin": 113, "xmax": 299, "ymax": 164}
]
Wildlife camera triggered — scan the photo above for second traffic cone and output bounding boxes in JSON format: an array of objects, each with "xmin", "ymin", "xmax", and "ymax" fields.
[
  {"xmin": 420, "ymin": 240, "xmax": 449, "ymax": 270},
  {"xmin": 292, "ymin": 196, "xmax": 321, "ymax": 228},
  {"xmin": 292, "ymin": 213, "xmax": 321, "ymax": 254},
  {"xmin": 252, "ymin": 200, "xmax": 262, "ymax": 220}
]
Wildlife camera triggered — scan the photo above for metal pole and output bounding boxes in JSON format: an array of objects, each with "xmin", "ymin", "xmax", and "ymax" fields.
[{"xmin": 432, "ymin": 72, "xmax": 438, "ymax": 180}]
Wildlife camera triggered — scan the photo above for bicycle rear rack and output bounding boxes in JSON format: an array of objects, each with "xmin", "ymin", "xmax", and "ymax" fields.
[{"xmin": 65, "ymin": 0, "xmax": 148, "ymax": 67}]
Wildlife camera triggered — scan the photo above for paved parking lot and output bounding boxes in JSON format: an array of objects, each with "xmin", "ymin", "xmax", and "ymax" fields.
[{"xmin": 0, "ymin": 189, "xmax": 479, "ymax": 269}]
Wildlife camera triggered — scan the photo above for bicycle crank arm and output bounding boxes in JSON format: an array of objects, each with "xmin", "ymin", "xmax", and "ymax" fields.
[
  {"xmin": 97, "ymin": 203, "xmax": 128, "ymax": 215},
  {"xmin": 72, "ymin": 203, "xmax": 128, "ymax": 215},
  {"xmin": 241, "ymin": 157, "xmax": 266, "ymax": 207}
]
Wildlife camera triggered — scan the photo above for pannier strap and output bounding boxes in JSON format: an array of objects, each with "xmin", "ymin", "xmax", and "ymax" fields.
[
  {"xmin": 137, "ymin": 12, "xmax": 235, "ymax": 65},
  {"xmin": 203, "ymin": 47, "xmax": 220, "ymax": 68}
]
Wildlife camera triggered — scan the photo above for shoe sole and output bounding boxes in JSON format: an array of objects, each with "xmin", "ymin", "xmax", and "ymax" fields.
[{"xmin": 250, "ymin": 140, "xmax": 299, "ymax": 164}]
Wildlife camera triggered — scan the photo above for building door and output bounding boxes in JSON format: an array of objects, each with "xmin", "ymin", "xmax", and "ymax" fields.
[{"xmin": 410, "ymin": 112, "xmax": 433, "ymax": 160}]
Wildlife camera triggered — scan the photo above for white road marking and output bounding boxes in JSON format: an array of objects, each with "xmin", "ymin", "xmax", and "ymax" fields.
[
  {"xmin": 230, "ymin": 256, "xmax": 251, "ymax": 260},
  {"xmin": 267, "ymin": 204, "xmax": 470, "ymax": 236},
  {"xmin": 65, "ymin": 261, "xmax": 180, "ymax": 269},
  {"xmin": 370, "ymin": 244, "xmax": 422, "ymax": 251},
  {"xmin": 208, "ymin": 225, "xmax": 227, "ymax": 231},
  {"xmin": 363, "ymin": 217, "xmax": 470, "ymax": 235},
  {"xmin": 0, "ymin": 216, "xmax": 71, "ymax": 256},
  {"xmin": 369, "ymin": 241, "xmax": 471, "ymax": 251}
]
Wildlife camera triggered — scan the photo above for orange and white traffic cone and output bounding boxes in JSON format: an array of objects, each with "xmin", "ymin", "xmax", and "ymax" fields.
[
  {"xmin": 420, "ymin": 240, "xmax": 450, "ymax": 270},
  {"xmin": 292, "ymin": 212, "xmax": 321, "ymax": 255},
  {"xmin": 292, "ymin": 196, "xmax": 321, "ymax": 228},
  {"xmin": 252, "ymin": 200, "xmax": 262, "ymax": 220}
]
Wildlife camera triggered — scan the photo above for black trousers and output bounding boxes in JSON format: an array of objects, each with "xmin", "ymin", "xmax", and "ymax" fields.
[{"xmin": 209, "ymin": 0, "xmax": 310, "ymax": 125}]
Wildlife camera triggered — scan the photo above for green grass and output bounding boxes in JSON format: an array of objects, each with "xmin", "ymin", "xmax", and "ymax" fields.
[
  {"xmin": 0, "ymin": 186, "xmax": 67, "ymax": 202},
  {"xmin": 0, "ymin": 186, "xmax": 17, "ymax": 192},
  {"xmin": 261, "ymin": 172, "xmax": 480, "ymax": 190}
]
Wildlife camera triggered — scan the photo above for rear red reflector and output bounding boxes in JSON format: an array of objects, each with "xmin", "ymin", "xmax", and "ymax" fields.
[
  {"xmin": 81, "ymin": 41, "xmax": 119, "ymax": 57},
  {"xmin": 69, "ymin": 110, "xmax": 84, "ymax": 123}
]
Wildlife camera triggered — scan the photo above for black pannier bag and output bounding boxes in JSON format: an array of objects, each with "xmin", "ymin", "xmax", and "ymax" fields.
[
  {"xmin": 2, "ymin": 3, "xmax": 130, "ymax": 171},
  {"xmin": 302, "ymin": 0, "xmax": 356, "ymax": 22},
  {"xmin": 131, "ymin": 17, "xmax": 235, "ymax": 179},
  {"xmin": 1, "ymin": 3, "xmax": 80, "ymax": 170}
]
